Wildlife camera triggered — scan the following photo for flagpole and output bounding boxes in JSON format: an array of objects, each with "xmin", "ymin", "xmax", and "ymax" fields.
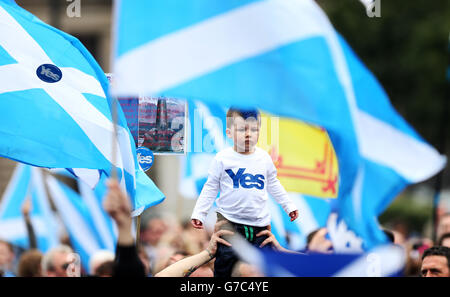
[
  {"xmin": 432, "ymin": 32, "xmax": 450, "ymax": 243},
  {"xmin": 110, "ymin": 96, "xmax": 119, "ymax": 181},
  {"xmin": 110, "ymin": 0, "xmax": 120, "ymax": 182}
]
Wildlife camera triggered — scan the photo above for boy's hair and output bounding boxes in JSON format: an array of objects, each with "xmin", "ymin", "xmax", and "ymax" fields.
[{"xmin": 226, "ymin": 107, "xmax": 261, "ymax": 129}]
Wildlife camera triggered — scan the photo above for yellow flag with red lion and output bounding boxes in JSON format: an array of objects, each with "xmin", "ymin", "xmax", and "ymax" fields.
[{"xmin": 258, "ymin": 113, "xmax": 338, "ymax": 198}]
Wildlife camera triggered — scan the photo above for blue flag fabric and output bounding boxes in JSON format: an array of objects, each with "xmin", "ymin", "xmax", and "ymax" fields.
[
  {"xmin": 0, "ymin": 163, "xmax": 118, "ymax": 274},
  {"xmin": 0, "ymin": 164, "xmax": 59, "ymax": 253},
  {"xmin": 114, "ymin": 0, "xmax": 446, "ymax": 249},
  {"xmin": 0, "ymin": 0, "xmax": 165, "ymax": 215},
  {"xmin": 231, "ymin": 234, "xmax": 405, "ymax": 277}
]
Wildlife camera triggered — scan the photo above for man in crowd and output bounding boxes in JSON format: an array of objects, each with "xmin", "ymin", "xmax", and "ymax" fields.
[
  {"xmin": 420, "ymin": 246, "xmax": 450, "ymax": 277},
  {"xmin": 0, "ymin": 239, "xmax": 15, "ymax": 277},
  {"xmin": 41, "ymin": 245, "xmax": 79, "ymax": 277}
]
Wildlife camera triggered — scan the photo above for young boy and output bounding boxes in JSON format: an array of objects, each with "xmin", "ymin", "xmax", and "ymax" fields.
[{"xmin": 191, "ymin": 108, "xmax": 299, "ymax": 277}]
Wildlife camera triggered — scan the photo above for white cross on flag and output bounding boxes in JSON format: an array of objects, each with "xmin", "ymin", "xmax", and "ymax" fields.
[{"xmin": 0, "ymin": 0, "xmax": 164, "ymax": 215}]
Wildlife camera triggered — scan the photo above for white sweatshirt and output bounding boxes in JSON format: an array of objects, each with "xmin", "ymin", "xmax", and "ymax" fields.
[{"xmin": 191, "ymin": 147, "xmax": 297, "ymax": 227}]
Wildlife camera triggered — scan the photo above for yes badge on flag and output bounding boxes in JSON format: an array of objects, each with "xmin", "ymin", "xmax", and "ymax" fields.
[{"xmin": 0, "ymin": 0, "xmax": 165, "ymax": 215}]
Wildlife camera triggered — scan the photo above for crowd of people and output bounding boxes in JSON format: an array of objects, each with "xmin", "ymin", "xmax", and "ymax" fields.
[{"xmin": 0, "ymin": 179, "xmax": 449, "ymax": 277}]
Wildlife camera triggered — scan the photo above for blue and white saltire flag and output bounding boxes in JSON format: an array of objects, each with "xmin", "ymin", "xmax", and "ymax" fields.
[
  {"xmin": 0, "ymin": 164, "xmax": 59, "ymax": 253},
  {"xmin": 230, "ymin": 234, "xmax": 405, "ymax": 277},
  {"xmin": 45, "ymin": 174, "xmax": 109, "ymax": 274},
  {"xmin": 113, "ymin": 0, "xmax": 446, "ymax": 248},
  {"xmin": 0, "ymin": 0, "xmax": 165, "ymax": 216}
]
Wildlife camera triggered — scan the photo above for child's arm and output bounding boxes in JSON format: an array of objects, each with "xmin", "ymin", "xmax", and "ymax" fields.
[
  {"xmin": 266, "ymin": 161, "xmax": 298, "ymax": 220},
  {"xmin": 191, "ymin": 158, "xmax": 221, "ymax": 228}
]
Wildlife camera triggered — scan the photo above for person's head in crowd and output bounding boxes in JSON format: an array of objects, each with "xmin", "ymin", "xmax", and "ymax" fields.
[
  {"xmin": 437, "ymin": 213, "xmax": 450, "ymax": 240},
  {"xmin": 158, "ymin": 229, "xmax": 186, "ymax": 253},
  {"xmin": 404, "ymin": 237, "xmax": 431, "ymax": 277},
  {"xmin": 0, "ymin": 239, "xmax": 15, "ymax": 275},
  {"xmin": 89, "ymin": 250, "xmax": 114, "ymax": 276},
  {"xmin": 159, "ymin": 224, "xmax": 207, "ymax": 256},
  {"xmin": 306, "ymin": 228, "xmax": 333, "ymax": 253},
  {"xmin": 231, "ymin": 261, "xmax": 264, "ymax": 277},
  {"xmin": 438, "ymin": 233, "xmax": 450, "ymax": 248},
  {"xmin": 17, "ymin": 249, "xmax": 43, "ymax": 277},
  {"xmin": 392, "ymin": 221, "xmax": 409, "ymax": 241},
  {"xmin": 306, "ymin": 229, "xmax": 320, "ymax": 246},
  {"xmin": 141, "ymin": 216, "xmax": 168, "ymax": 247},
  {"xmin": 420, "ymin": 246, "xmax": 450, "ymax": 277},
  {"xmin": 41, "ymin": 245, "xmax": 76, "ymax": 277},
  {"xmin": 94, "ymin": 260, "xmax": 114, "ymax": 277},
  {"xmin": 137, "ymin": 245, "xmax": 152, "ymax": 277}
]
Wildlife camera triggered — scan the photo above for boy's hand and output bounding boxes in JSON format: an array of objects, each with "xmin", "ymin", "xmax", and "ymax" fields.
[
  {"xmin": 191, "ymin": 219, "xmax": 203, "ymax": 229},
  {"xmin": 289, "ymin": 210, "xmax": 299, "ymax": 222}
]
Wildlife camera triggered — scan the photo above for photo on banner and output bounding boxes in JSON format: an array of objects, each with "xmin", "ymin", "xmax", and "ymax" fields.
[
  {"xmin": 138, "ymin": 97, "xmax": 186, "ymax": 154},
  {"xmin": 106, "ymin": 74, "xmax": 187, "ymax": 155}
]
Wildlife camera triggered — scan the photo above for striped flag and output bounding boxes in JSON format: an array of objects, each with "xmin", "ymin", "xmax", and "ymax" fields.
[
  {"xmin": 0, "ymin": 164, "xmax": 59, "ymax": 252},
  {"xmin": 45, "ymin": 174, "xmax": 113, "ymax": 274}
]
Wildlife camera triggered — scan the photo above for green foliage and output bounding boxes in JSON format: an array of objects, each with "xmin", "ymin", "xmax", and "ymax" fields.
[
  {"xmin": 318, "ymin": 0, "xmax": 450, "ymax": 150},
  {"xmin": 379, "ymin": 193, "xmax": 432, "ymax": 235}
]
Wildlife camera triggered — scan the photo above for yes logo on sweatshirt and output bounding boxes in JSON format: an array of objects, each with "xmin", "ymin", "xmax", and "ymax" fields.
[{"xmin": 225, "ymin": 168, "xmax": 265, "ymax": 190}]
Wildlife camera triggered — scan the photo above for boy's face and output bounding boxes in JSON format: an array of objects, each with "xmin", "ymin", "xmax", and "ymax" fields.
[{"xmin": 226, "ymin": 115, "xmax": 260, "ymax": 153}]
